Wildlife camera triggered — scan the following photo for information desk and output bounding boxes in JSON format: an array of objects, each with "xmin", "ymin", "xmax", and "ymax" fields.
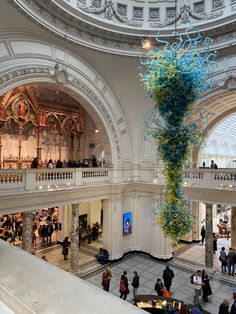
[{"xmin": 133, "ymin": 295, "xmax": 211, "ymax": 314}]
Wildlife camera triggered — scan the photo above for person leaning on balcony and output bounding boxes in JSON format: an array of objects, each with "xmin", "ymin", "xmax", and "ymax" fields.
[
  {"xmin": 31, "ymin": 157, "xmax": 38, "ymax": 169},
  {"xmin": 47, "ymin": 159, "xmax": 53, "ymax": 169},
  {"xmin": 210, "ymin": 160, "xmax": 218, "ymax": 169}
]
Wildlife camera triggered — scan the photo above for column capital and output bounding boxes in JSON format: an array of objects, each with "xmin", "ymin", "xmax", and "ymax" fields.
[{"xmin": 71, "ymin": 203, "xmax": 80, "ymax": 210}]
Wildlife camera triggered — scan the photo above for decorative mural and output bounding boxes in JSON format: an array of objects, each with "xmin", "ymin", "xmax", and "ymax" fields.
[{"xmin": 0, "ymin": 85, "xmax": 85, "ymax": 169}]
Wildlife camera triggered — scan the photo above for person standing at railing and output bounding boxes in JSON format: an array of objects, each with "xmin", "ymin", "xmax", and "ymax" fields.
[
  {"xmin": 31, "ymin": 157, "xmax": 38, "ymax": 169},
  {"xmin": 56, "ymin": 160, "xmax": 63, "ymax": 168},
  {"xmin": 47, "ymin": 159, "xmax": 53, "ymax": 169},
  {"xmin": 210, "ymin": 160, "xmax": 218, "ymax": 169}
]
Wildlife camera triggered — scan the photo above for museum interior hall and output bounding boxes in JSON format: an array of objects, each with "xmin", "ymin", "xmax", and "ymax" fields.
[{"xmin": 1, "ymin": 0, "xmax": 236, "ymax": 313}]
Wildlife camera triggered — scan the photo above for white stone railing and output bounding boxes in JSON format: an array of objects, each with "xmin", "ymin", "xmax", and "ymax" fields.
[
  {"xmin": 0, "ymin": 168, "xmax": 109, "ymax": 192},
  {"xmin": 156, "ymin": 168, "xmax": 236, "ymax": 190},
  {"xmin": 1, "ymin": 167, "xmax": 236, "ymax": 195}
]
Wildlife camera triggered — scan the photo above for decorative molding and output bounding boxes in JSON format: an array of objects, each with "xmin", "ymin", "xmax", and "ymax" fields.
[
  {"xmin": 7, "ymin": 0, "xmax": 236, "ymax": 56},
  {"xmin": 151, "ymin": 5, "xmax": 223, "ymax": 27},
  {"xmin": 194, "ymin": 1, "xmax": 205, "ymax": 14},
  {"xmin": 54, "ymin": 63, "xmax": 68, "ymax": 84},
  {"xmin": 213, "ymin": 0, "xmax": 224, "ymax": 9},
  {"xmin": 149, "ymin": 8, "xmax": 159, "ymax": 20},
  {"xmin": 77, "ymin": 0, "xmax": 143, "ymax": 26},
  {"xmin": 224, "ymin": 74, "xmax": 236, "ymax": 89}
]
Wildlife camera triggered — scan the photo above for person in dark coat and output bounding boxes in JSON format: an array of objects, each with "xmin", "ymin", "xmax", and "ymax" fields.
[
  {"xmin": 56, "ymin": 160, "xmax": 63, "ymax": 168},
  {"xmin": 154, "ymin": 278, "xmax": 164, "ymax": 296},
  {"xmin": 47, "ymin": 221, "xmax": 54, "ymax": 244},
  {"xmin": 62, "ymin": 236, "xmax": 69, "ymax": 260},
  {"xmin": 163, "ymin": 265, "xmax": 175, "ymax": 292},
  {"xmin": 218, "ymin": 299, "xmax": 230, "ymax": 314},
  {"xmin": 131, "ymin": 271, "xmax": 140, "ymax": 298},
  {"xmin": 200, "ymin": 225, "xmax": 206, "ymax": 244},
  {"xmin": 31, "ymin": 157, "xmax": 38, "ymax": 169},
  {"xmin": 213, "ymin": 233, "xmax": 218, "ymax": 253},
  {"xmin": 201, "ymin": 269, "xmax": 212, "ymax": 302},
  {"xmin": 41, "ymin": 224, "xmax": 48, "ymax": 247},
  {"xmin": 230, "ymin": 301, "xmax": 236, "ymax": 314}
]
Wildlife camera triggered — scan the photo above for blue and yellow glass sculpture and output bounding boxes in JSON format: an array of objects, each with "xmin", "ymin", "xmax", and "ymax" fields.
[{"xmin": 140, "ymin": 32, "xmax": 216, "ymax": 242}]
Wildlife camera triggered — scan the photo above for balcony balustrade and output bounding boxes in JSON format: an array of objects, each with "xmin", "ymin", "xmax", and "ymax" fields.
[{"xmin": 0, "ymin": 167, "xmax": 236, "ymax": 195}]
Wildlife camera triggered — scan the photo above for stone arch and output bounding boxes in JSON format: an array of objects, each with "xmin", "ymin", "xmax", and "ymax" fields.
[
  {"xmin": 194, "ymin": 90, "xmax": 236, "ymax": 165},
  {"xmin": 0, "ymin": 37, "xmax": 133, "ymax": 165}
]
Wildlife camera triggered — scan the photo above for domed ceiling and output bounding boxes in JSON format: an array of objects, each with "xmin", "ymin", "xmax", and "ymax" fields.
[{"xmin": 9, "ymin": 0, "xmax": 236, "ymax": 55}]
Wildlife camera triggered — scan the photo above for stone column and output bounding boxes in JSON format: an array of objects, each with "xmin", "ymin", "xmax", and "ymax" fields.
[
  {"xmin": 58, "ymin": 205, "xmax": 72, "ymax": 242},
  {"xmin": 205, "ymin": 203, "xmax": 213, "ymax": 269},
  {"xmin": 22, "ymin": 211, "xmax": 33, "ymax": 253},
  {"xmin": 231, "ymin": 207, "xmax": 236, "ymax": 250},
  {"xmin": 70, "ymin": 204, "xmax": 80, "ymax": 273}
]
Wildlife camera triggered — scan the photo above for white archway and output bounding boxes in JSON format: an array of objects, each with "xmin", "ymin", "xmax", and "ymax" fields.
[{"xmin": 0, "ymin": 35, "xmax": 133, "ymax": 165}]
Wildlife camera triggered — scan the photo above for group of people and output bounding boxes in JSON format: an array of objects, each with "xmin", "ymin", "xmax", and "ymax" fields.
[
  {"xmin": 0, "ymin": 213, "xmax": 23, "ymax": 244},
  {"xmin": 154, "ymin": 265, "xmax": 175, "ymax": 297},
  {"xmin": 0, "ymin": 209, "xmax": 59, "ymax": 249},
  {"xmin": 101, "ymin": 265, "xmax": 174, "ymax": 300},
  {"xmin": 201, "ymin": 160, "xmax": 218, "ymax": 169},
  {"xmin": 102, "ymin": 265, "xmax": 236, "ymax": 314},
  {"xmin": 31, "ymin": 156, "xmax": 106, "ymax": 169},
  {"xmin": 219, "ymin": 247, "xmax": 236, "ymax": 275},
  {"xmin": 191, "ymin": 269, "xmax": 212, "ymax": 305},
  {"xmin": 101, "ymin": 268, "xmax": 140, "ymax": 300}
]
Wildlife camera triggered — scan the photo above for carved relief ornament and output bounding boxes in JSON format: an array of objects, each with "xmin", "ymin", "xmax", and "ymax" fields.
[{"xmin": 150, "ymin": 5, "xmax": 223, "ymax": 28}]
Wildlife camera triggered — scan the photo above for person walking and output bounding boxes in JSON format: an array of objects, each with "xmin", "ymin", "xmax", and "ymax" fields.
[
  {"xmin": 191, "ymin": 270, "xmax": 203, "ymax": 305},
  {"xmin": 200, "ymin": 226, "xmax": 206, "ymax": 245},
  {"xmin": 119, "ymin": 271, "xmax": 129, "ymax": 300},
  {"xmin": 218, "ymin": 299, "xmax": 230, "ymax": 314},
  {"xmin": 131, "ymin": 271, "xmax": 140, "ymax": 299},
  {"xmin": 154, "ymin": 278, "xmax": 164, "ymax": 296},
  {"xmin": 163, "ymin": 265, "xmax": 175, "ymax": 292},
  {"xmin": 102, "ymin": 267, "xmax": 112, "ymax": 292},
  {"xmin": 201, "ymin": 269, "xmax": 212, "ymax": 302},
  {"xmin": 62, "ymin": 236, "xmax": 69, "ymax": 261}
]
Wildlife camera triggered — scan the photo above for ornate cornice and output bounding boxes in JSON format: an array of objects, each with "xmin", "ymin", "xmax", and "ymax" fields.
[{"xmin": 7, "ymin": 0, "xmax": 236, "ymax": 55}]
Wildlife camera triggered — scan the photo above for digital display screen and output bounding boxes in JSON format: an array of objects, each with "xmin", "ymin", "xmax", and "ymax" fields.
[{"xmin": 123, "ymin": 212, "xmax": 132, "ymax": 236}]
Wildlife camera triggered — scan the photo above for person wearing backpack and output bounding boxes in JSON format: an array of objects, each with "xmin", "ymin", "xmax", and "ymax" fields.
[
  {"xmin": 131, "ymin": 271, "xmax": 139, "ymax": 299},
  {"xmin": 191, "ymin": 270, "xmax": 203, "ymax": 305},
  {"xmin": 119, "ymin": 271, "xmax": 129, "ymax": 300}
]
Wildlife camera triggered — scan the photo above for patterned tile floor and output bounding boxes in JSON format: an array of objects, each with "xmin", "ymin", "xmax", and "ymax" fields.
[{"xmin": 34, "ymin": 236, "xmax": 235, "ymax": 314}]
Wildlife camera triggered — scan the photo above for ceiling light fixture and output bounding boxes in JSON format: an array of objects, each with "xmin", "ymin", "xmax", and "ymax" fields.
[{"xmin": 142, "ymin": 35, "xmax": 151, "ymax": 51}]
